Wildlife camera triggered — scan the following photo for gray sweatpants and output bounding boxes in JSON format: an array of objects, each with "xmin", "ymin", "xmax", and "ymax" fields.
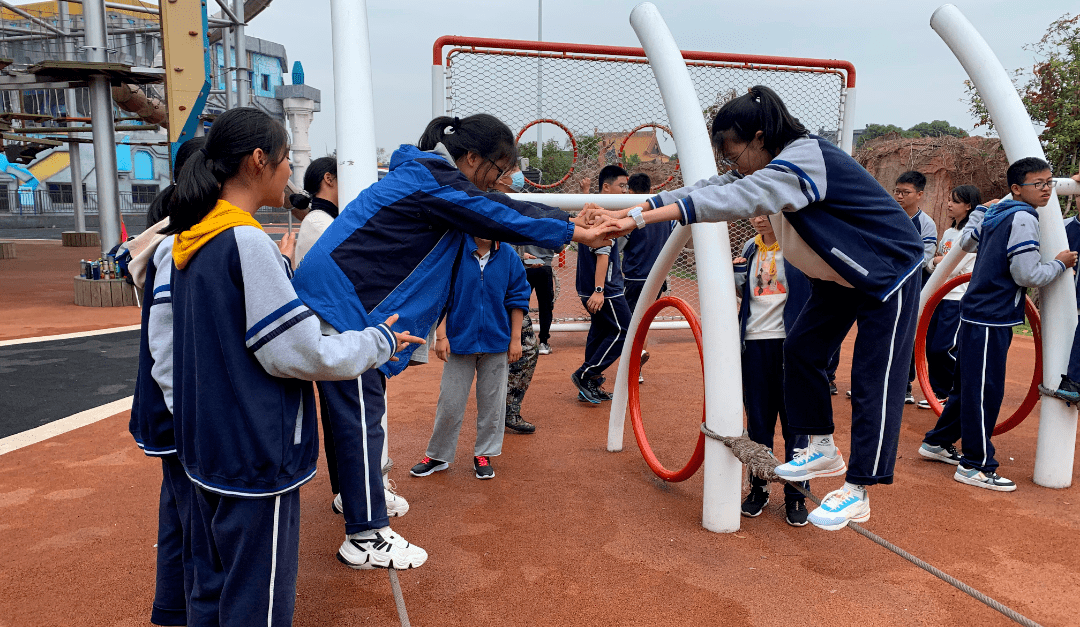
[{"xmin": 426, "ymin": 352, "xmax": 508, "ymax": 463}]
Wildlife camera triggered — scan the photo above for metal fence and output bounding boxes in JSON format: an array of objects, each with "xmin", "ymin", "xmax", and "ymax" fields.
[{"xmin": 0, "ymin": 190, "xmax": 149, "ymax": 215}]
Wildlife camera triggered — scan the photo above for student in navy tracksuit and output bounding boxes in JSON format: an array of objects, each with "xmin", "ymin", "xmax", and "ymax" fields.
[
  {"xmin": 291, "ymin": 114, "xmax": 614, "ymax": 567},
  {"xmin": 1050, "ymin": 167, "xmax": 1080, "ymax": 402},
  {"xmin": 410, "ymin": 237, "xmax": 531, "ymax": 479},
  {"xmin": 128, "ymin": 137, "xmax": 204, "ymax": 626},
  {"xmin": 917, "ymin": 185, "xmax": 979, "ymax": 408},
  {"xmin": 922, "ymin": 158, "xmax": 1076, "ymax": 490},
  {"xmin": 733, "ymin": 215, "xmax": 812, "ymax": 526},
  {"xmin": 571, "ymin": 165, "xmax": 633, "ymax": 403},
  {"xmin": 598, "ymin": 86, "xmax": 924, "ymax": 530},
  {"xmin": 165, "ymin": 108, "xmax": 420, "ymax": 626},
  {"xmin": 894, "ymin": 171, "xmax": 938, "ymax": 404}
]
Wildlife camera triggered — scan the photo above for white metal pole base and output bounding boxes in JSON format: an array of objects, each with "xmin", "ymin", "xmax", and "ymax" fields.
[{"xmin": 932, "ymin": 3, "xmax": 1077, "ymax": 488}]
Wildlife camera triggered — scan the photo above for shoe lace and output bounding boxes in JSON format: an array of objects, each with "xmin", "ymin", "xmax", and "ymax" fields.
[
  {"xmin": 944, "ymin": 444, "xmax": 960, "ymax": 457},
  {"xmin": 821, "ymin": 487, "xmax": 857, "ymax": 509},
  {"xmin": 420, "ymin": 456, "xmax": 432, "ymax": 464},
  {"xmin": 476, "ymin": 456, "xmax": 490, "ymax": 467},
  {"xmin": 385, "ymin": 478, "xmax": 399, "ymax": 495}
]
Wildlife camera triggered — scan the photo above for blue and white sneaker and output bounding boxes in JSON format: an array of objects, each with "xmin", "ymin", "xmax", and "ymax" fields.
[
  {"xmin": 918, "ymin": 442, "xmax": 961, "ymax": 465},
  {"xmin": 807, "ymin": 486, "xmax": 870, "ymax": 531},
  {"xmin": 954, "ymin": 465, "xmax": 1016, "ymax": 492},
  {"xmin": 774, "ymin": 446, "xmax": 847, "ymax": 481}
]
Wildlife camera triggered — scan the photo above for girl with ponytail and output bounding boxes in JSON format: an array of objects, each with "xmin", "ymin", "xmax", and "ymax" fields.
[
  {"xmin": 598, "ymin": 85, "xmax": 924, "ymax": 531},
  {"xmin": 292, "ymin": 156, "xmax": 339, "ymax": 263},
  {"xmin": 291, "ymin": 113, "xmax": 615, "ymax": 570},
  {"xmin": 166, "ymin": 107, "xmax": 421, "ymax": 626}
]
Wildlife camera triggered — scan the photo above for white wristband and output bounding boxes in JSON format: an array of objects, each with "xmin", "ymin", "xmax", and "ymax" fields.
[{"xmin": 629, "ymin": 207, "xmax": 646, "ymax": 230}]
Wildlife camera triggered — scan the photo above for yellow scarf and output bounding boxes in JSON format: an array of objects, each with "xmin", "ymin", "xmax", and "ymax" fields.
[
  {"xmin": 173, "ymin": 199, "xmax": 264, "ymax": 269},
  {"xmin": 754, "ymin": 234, "xmax": 780, "ymax": 276}
]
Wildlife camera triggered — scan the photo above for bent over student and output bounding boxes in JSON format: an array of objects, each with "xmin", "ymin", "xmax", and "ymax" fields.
[
  {"xmin": 599, "ymin": 86, "xmax": 924, "ymax": 531},
  {"xmin": 165, "ymin": 108, "xmax": 420, "ymax": 626}
]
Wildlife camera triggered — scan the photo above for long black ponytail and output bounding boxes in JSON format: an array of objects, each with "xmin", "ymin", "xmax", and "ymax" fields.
[
  {"xmin": 164, "ymin": 107, "xmax": 290, "ymax": 235},
  {"xmin": 145, "ymin": 136, "xmax": 205, "ymax": 225},
  {"xmin": 417, "ymin": 113, "xmax": 518, "ymax": 166},
  {"xmin": 288, "ymin": 156, "xmax": 337, "ymax": 210},
  {"xmin": 710, "ymin": 85, "xmax": 807, "ymax": 156}
]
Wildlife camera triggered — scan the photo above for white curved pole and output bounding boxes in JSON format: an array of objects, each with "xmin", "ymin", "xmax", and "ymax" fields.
[
  {"xmin": 607, "ymin": 224, "xmax": 692, "ymax": 452},
  {"xmin": 932, "ymin": 4, "xmax": 1077, "ymax": 488},
  {"xmin": 920, "ymin": 242, "xmax": 972, "ymax": 314},
  {"xmin": 629, "ymin": 2, "xmax": 743, "ymax": 533}
]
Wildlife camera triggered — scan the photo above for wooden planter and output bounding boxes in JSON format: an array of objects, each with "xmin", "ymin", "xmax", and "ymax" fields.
[
  {"xmin": 62, "ymin": 231, "xmax": 101, "ymax": 247},
  {"xmin": 74, "ymin": 277, "xmax": 140, "ymax": 307},
  {"xmin": 0, "ymin": 241, "xmax": 14, "ymax": 259}
]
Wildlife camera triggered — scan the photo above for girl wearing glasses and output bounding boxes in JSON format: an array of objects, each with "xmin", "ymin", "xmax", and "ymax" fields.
[{"xmin": 599, "ymin": 85, "xmax": 924, "ymax": 531}]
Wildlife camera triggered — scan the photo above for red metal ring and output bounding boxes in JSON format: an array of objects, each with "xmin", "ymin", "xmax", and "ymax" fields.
[
  {"xmin": 616, "ymin": 123, "xmax": 679, "ymax": 191},
  {"xmin": 914, "ymin": 273, "xmax": 1041, "ymax": 435},
  {"xmin": 514, "ymin": 119, "xmax": 578, "ymax": 189},
  {"xmin": 628, "ymin": 296, "xmax": 705, "ymax": 482}
]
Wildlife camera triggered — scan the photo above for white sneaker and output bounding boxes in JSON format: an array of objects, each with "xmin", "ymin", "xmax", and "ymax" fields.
[
  {"xmin": 331, "ymin": 485, "xmax": 409, "ymax": 518},
  {"xmin": 338, "ymin": 526, "xmax": 428, "ymax": 570},
  {"xmin": 954, "ymin": 465, "xmax": 1017, "ymax": 492},
  {"xmin": 807, "ymin": 486, "xmax": 870, "ymax": 531},
  {"xmin": 538, "ymin": 343, "xmax": 552, "ymax": 355},
  {"xmin": 774, "ymin": 445, "xmax": 847, "ymax": 481}
]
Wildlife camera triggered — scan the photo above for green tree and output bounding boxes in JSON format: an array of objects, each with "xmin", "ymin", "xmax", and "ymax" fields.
[
  {"xmin": 518, "ymin": 139, "xmax": 574, "ymax": 187},
  {"xmin": 856, "ymin": 124, "xmax": 916, "ymax": 148},
  {"xmin": 965, "ymin": 13, "xmax": 1080, "ymax": 176},
  {"xmin": 906, "ymin": 120, "xmax": 969, "ymax": 138}
]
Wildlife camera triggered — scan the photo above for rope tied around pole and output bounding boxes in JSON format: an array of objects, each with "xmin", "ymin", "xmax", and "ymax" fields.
[{"xmin": 700, "ymin": 425, "xmax": 1045, "ymax": 627}]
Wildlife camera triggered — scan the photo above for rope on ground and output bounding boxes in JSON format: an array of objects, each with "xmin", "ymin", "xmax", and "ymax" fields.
[
  {"xmin": 701, "ymin": 426, "xmax": 1044, "ymax": 627},
  {"xmin": 387, "ymin": 568, "xmax": 412, "ymax": 627}
]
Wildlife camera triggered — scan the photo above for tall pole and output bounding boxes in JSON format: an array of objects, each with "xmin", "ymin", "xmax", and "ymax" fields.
[
  {"xmin": 59, "ymin": 0, "xmax": 86, "ymax": 233},
  {"xmin": 223, "ymin": 25, "xmax": 235, "ymax": 109},
  {"xmin": 932, "ymin": 3, "xmax": 1077, "ymax": 488},
  {"xmin": 233, "ymin": 0, "xmax": 248, "ymax": 107},
  {"xmin": 83, "ymin": 0, "xmax": 122, "ymax": 253},
  {"xmin": 536, "ymin": 0, "xmax": 542, "ymax": 164}
]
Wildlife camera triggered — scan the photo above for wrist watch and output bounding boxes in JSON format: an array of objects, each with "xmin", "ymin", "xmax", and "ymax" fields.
[
  {"xmin": 629, "ymin": 206, "xmax": 646, "ymax": 229},
  {"xmin": 594, "ymin": 286, "xmax": 604, "ymax": 294}
]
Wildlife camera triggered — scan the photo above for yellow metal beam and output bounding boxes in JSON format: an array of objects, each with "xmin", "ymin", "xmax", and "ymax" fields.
[{"xmin": 160, "ymin": 0, "xmax": 210, "ymax": 158}]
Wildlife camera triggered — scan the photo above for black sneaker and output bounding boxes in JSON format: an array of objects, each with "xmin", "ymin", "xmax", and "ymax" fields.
[
  {"xmin": 505, "ymin": 414, "xmax": 536, "ymax": 434},
  {"xmin": 589, "ymin": 376, "xmax": 613, "ymax": 401},
  {"xmin": 785, "ymin": 499, "xmax": 809, "ymax": 526},
  {"xmin": 474, "ymin": 456, "xmax": 494, "ymax": 479},
  {"xmin": 740, "ymin": 486, "xmax": 769, "ymax": 517},
  {"xmin": 1054, "ymin": 375, "xmax": 1080, "ymax": 403},
  {"xmin": 572, "ymin": 372, "xmax": 602, "ymax": 404},
  {"xmin": 905, "ymin": 382, "xmax": 915, "ymax": 404},
  {"xmin": 409, "ymin": 456, "xmax": 448, "ymax": 477},
  {"xmin": 829, "ymin": 380, "xmax": 838, "ymax": 395}
]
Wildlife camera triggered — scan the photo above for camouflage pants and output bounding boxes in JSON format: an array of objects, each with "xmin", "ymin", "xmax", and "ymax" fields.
[{"xmin": 506, "ymin": 312, "xmax": 539, "ymax": 418}]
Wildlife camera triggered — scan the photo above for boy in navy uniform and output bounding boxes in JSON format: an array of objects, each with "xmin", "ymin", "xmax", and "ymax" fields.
[
  {"xmin": 921, "ymin": 157, "xmax": 1076, "ymax": 490},
  {"xmin": 894, "ymin": 171, "xmax": 938, "ymax": 404},
  {"xmin": 1049, "ymin": 169, "xmax": 1080, "ymax": 402},
  {"xmin": 571, "ymin": 165, "xmax": 632, "ymax": 403}
]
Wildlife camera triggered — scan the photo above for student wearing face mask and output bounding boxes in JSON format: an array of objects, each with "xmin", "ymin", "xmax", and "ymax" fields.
[{"xmin": 291, "ymin": 114, "xmax": 616, "ymax": 569}]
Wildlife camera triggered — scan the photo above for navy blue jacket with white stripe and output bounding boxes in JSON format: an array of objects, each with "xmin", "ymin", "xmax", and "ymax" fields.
[
  {"xmin": 648, "ymin": 135, "xmax": 923, "ymax": 302},
  {"xmin": 171, "ymin": 225, "xmax": 396, "ymax": 498},
  {"xmin": 1065, "ymin": 216, "xmax": 1080, "ymax": 310},
  {"xmin": 130, "ymin": 237, "xmax": 176, "ymax": 456},
  {"xmin": 734, "ymin": 238, "xmax": 812, "ymax": 347},
  {"xmin": 959, "ymin": 200, "xmax": 1065, "ymax": 326},
  {"xmin": 446, "ymin": 239, "xmax": 532, "ymax": 355},
  {"xmin": 291, "ymin": 144, "xmax": 575, "ymax": 377}
]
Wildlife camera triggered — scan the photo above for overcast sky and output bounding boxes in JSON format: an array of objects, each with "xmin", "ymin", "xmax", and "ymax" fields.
[{"xmin": 235, "ymin": 0, "xmax": 1072, "ymax": 158}]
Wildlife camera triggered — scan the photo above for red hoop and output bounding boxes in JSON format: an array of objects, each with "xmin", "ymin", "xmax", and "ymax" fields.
[
  {"xmin": 616, "ymin": 123, "xmax": 679, "ymax": 191},
  {"xmin": 515, "ymin": 119, "xmax": 578, "ymax": 189},
  {"xmin": 914, "ymin": 273, "xmax": 1041, "ymax": 435},
  {"xmin": 628, "ymin": 296, "xmax": 705, "ymax": 482}
]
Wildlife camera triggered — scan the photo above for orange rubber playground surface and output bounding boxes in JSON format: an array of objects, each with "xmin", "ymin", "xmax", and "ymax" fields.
[{"xmin": 2, "ymin": 239, "xmax": 1079, "ymax": 626}]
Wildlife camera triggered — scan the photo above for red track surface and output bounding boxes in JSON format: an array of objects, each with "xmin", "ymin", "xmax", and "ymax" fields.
[{"xmin": 2, "ymin": 240, "xmax": 1079, "ymax": 626}]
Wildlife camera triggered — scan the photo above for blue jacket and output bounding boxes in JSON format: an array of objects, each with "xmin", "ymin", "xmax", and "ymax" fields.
[
  {"xmin": 130, "ymin": 237, "xmax": 175, "ymax": 456},
  {"xmin": 961, "ymin": 200, "xmax": 1066, "ymax": 326},
  {"xmin": 171, "ymin": 226, "xmax": 394, "ymax": 498},
  {"xmin": 734, "ymin": 238, "xmax": 812, "ymax": 346},
  {"xmin": 292, "ymin": 144, "xmax": 575, "ymax": 377},
  {"xmin": 1065, "ymin": 216, "xmax": 1080, "ymax": 309},
  {"xmin": 650, "ymin": 136, "xmax": 923, "ymax": 302},
  {"xmin": 446, "ymin": 240, "xmax": 532, "ymax": 354}
]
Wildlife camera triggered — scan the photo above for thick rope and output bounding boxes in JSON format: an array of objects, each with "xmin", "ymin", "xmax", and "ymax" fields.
[
  {"xmin": 701, "ymin": 426, "xmax": 1044, "ymax": 627},
  {"xmin": 387, "ymin": 568, "xmax": 412, "ymax": 627}
]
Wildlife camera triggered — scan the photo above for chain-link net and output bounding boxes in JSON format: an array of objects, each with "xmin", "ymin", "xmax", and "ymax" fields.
[{"xmin": 444, "ymin": 45, "xmax": 848, "ymax": 323}]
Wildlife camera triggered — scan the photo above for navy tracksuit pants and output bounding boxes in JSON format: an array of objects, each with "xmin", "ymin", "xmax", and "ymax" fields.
[
  {"xmin": 188, "ymin": 487, "xmax": 301, "ymax": 627},
  {"xmin": 924, "ymin": 322, "xmax": 1012, "ymax": 473},
  {"xmin": 784, "ymin": 277, "xmax": 920, "ymax": 485},
  {"xmin": 1067, "ymin": 314, "xmax": 1080, "ymax": 383},
  {"xmin": 316, "ymin": 369, "xmax": 390, "ymax": 535},
  {"xmin": 924, "ymin": 299, "xmax": 962, "ymax": 399},
  {"xmin": 575, "ymin": 294, "xmax": 632, "ymax": 381},
  {"xmin": 152, "ymin": 454, "xmax": 193, "ymax": 627},
  {"xmin": 742, "ymin": 338, "xmax": 808, "ymax": 499}
]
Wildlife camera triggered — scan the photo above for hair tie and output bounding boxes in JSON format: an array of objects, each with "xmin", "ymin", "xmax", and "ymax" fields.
[
  {"xmin": 444, "ymin": 125, "xmax": 455, "ymax": 135},
  {"xmin": 300, "ymin": 190, "xmax": 312, "ymax": 199}
]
